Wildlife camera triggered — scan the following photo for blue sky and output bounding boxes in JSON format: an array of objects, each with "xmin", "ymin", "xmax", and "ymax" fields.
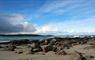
[{"xmin": 0, "ymin": 0, "xmax": 95, "ymax": 35}]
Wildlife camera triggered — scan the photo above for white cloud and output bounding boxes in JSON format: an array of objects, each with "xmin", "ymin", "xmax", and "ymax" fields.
[
  {"xmin": 35, "ymin": 0, "xmax": 95, "ymax": 18},
  {"xmin": 34, "ymin": 16, "xmax": 95, "ymax": 35},
  {"xmin": 34, "ymin": 24, "xmax": 58, "ymax": 34},
  {"xmin": 37, "ymin": 0, "xmax": 88, "ymax": 13},
  {"xmin": 32, "ymin": 0, "xmax": 95, "ymax": 35}
]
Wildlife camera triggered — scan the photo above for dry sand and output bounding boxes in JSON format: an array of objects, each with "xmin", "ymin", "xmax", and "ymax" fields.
[{"xmin": 0, "ymin": 44, "xmax": 95, "ymax": 60}]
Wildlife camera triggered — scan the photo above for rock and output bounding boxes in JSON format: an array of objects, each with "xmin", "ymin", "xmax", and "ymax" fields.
[
  {"xmin": 74, "ymin": 51, "xmax": 87, "ymax": 60},
  {"xmin": 90, "ymin": 56, "xmax": 94, "ymax": 58},
  {"xmin": 40, "ymin": 40, "xmax": 49, "ymax": 45},
  {"xmin": 45, "ymin": 51, "xmax": 56, "ymax": 55},
  {"xmin": 34, "ymin": 52, "xmax": 45, "ymax": 55},
  {"xmin": 3, "ymin": 46, "xmax": 16, "ymax": 51},
  {"xmin": 85, "ymin": 55, "xmax": 94, "ymax": 60},
  {"xmin": 56, "ymin": 50, "xmax": 67, "ymax": 55},
  {"xmin": 49, "ymin": 39, "xmax": 56, "ymax": 45},
  {"xmin": 15, "ymin": 49, "xmax": 23, "ymax": 54},
  {"xmin": 0, "ymin": 46, "xmax": 2, "ymax": 48},
  {"xmin": 29, "ymin": 40, "xmax": 43, "ymax": 54},
  {"xmin": 44, "ymin": 45, "xmax": 53, "ymax": 52},
  {"xmin": 44, "ymin": 45, "xmax": 55, "ymax": 52},
  {"xmin": 9, "ymin": 46, "xmax": 16, "ymax": 51},
  {"xmin": 87, "ymin": 40, "xmax": 95, "ymax": 45},
  {"xmin": 10, "ymin": 40, "xmax": 30, "ymax": 45},
  {"xmin": 31, "ymin": 46, "xmax": 43, "ymax": 54},
  {"xmin": 15, "ymin": 46, "xmax": 33, "ymax": 54},
  {"xmin": 64, "ymin": 51, "xmax": 88, "ymax": 60}
]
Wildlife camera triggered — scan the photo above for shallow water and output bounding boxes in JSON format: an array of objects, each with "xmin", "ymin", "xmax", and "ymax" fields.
[{"xmin": 0, "ymin": 36, "xmax": 50, "ymax": 41}]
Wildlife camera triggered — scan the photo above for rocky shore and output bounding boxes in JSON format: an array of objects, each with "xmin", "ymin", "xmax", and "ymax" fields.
[{"xmin": 0, "ymin": 36, "xmax": 95, "ymax": 60}]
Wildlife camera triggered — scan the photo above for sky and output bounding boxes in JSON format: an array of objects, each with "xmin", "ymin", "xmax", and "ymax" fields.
[{"xmin": 0, "ymin": 0, "xmax": 95, "ymax": 35}]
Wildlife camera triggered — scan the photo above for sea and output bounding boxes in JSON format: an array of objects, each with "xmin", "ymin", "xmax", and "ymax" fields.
[
  {"xmin": 0, "ymin": 36, "xmax": 51, "ymax": 41},
  {"xmin": 0, "ymin": 35, "xmax": 91, "ymax": 41}
]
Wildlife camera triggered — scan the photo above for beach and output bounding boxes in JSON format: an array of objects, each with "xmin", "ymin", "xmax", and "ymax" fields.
[{"xmin": 0, "ymin": 36, "xmax": 95, "ymax": 60}]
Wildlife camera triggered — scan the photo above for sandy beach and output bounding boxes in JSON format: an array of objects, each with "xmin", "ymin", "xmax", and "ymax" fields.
[
  {"xmin": 0, "ymin": 45, "xmax": 95, "ymax": 60},
  {"xmin": 0, "ymin": 38, "xmax": 95, "ymax": 60}
]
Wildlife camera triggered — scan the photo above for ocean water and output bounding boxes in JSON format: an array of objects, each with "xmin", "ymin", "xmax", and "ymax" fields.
[{"xmin": 0, "ymin": 36, "xmax": 50, "ymax": 41}]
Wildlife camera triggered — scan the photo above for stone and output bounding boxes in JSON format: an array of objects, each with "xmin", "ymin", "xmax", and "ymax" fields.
[
  {"xmin": 44, "ymin": 45, "xmax": 53, "ymax": 52},
  {"xmin": 31, "ymin": 46, "xmax": 43, "ymax": 54},
  {"xmin": 3, "ymin": 46, "xmax": 16, "ymax": 51},
  {"xmin": 56, "ymin": 50, "xmax": 67, "ymax": 55},
  {"xmin": 45, "ymin": 51, "xmax": 56, "ymax": 56},
  {"xmin": 15, "ymin": 49, "xmax": 23, "ymax": 54},
  {"xmin": 34, "ymin": 52, "xmax": 45, "ymax": 55}
]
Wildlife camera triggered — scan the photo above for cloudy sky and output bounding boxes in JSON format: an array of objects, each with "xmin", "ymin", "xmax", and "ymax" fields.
[{"xmin": 0, "ymin": 0, "xmax": 95, "ymax": 35}]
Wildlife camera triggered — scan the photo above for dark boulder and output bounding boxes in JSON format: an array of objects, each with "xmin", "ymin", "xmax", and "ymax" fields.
[
  {"xmin": 44, "ymin": 45, "xmax": 57, "ymax": 52},
  {"xmin": 3, "ymin": 45, "xmax": 16, "ymax": 51},
  {"xmin": 31, "ymin": 46, "xmax": 43, "ymax": 54}
]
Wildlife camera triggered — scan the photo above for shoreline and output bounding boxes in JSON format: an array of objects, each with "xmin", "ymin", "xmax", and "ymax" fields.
[{"xmin": 0, "ymin": 35, "xmax": 95, "ymax": 60}]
